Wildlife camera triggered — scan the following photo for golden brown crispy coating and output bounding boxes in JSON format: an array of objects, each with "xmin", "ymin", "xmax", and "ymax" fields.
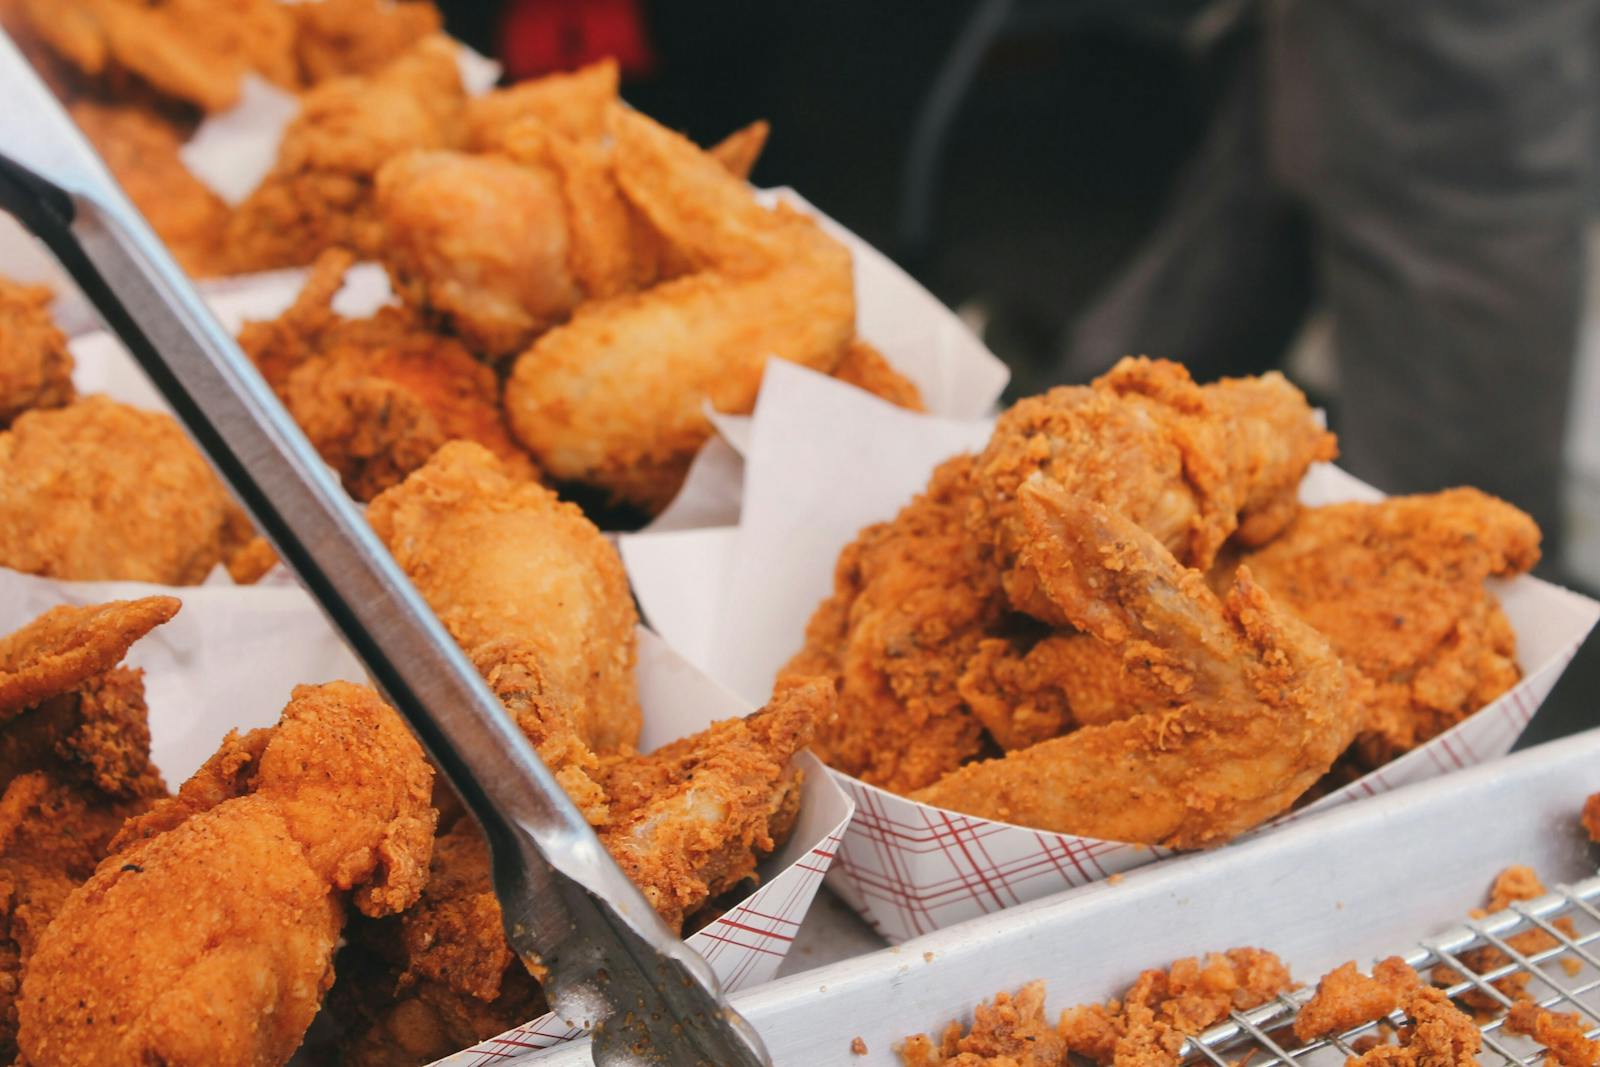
[
  {"xmin": 1303, "ymin": 957, "xmax": 1482, "ymax": 1067},
  {"xmin": 1433, "ymin": 866, "xmax": 1576, "ymax": 1015},
  {"xmin": 336, "ymin": 684, "xmax": 823, "ymax": 1066},
  {"xmin": 376, "ymin": 150, "xmax": 585, "ymax": 358},
  {"xmin": 832, "ymin": 338, "xmax": 926, "ymax": 411},
  {"xmin": 18, "ymin": 681, "xmax": 435, "ymax": 1067},
  {"xmin": 1507, "ymin": 999, "xmax": 1600, "ymax": 1067},
  {"xmin": 463, "ymin": 58, "xmax": 619, "ymax": 152},
  {"xmin": 597, "ymin": 678, "xmax": 822, "ymax": 929},
  {"xmin": 900, "ymin": 981, "xmax": 1066, "ymax": 1067},
  {"xmin": 912, "ymin": 481, "xmax": 1353, "ymax": 847},
  {"xmin": 1293, "ymin": 958, "xmax": 1416, "ymax": 1042},
  {"xmin": 368, "ymin": 442, "xmax": 639, "ymax": 823},
  {"xmin": 1584, "ymin": 793, "xmax": 1600, "ymax": 845},
  {"xmin": 17, "ymin": 0, "xmax": 296, "ymax": 111},
  {"xmin": 0, "ymin": 597, "xmax": 174, "ymax": 1060},
  {"xmin": 223, "ymin": 36, "xmax": 465, "ymax": 272},
  {"xmin": 240, "ymin": 249, "xmax": 538, "ymax": 500},
  {"xmin": 707, "ymin": 119, "xmax": 771, "ymax": 181},
  {"xmin": 779, "ymin": 455, "xmax": 1007, "ymax": 793},
  {"xmin": 0, "ymin": 279, "xmax": 73, "ymax": 430},
  {"xmin": 1059, "ymin": 948, "xmax": 1296, "ymax": 1067},
  {"xmin": 0, "ymin": 397, "xmax": 237, "ymax": 585},
  {"xmin": 1232, "ymin": 490, "xmax": 1539, "ymax": 772},
  {"xmin": 504, "ymin": 106, "xmax": 855, "ymax": 512},
  {"xmin": 972, "ymin": 358, "xmax": 1335, "ymax": 626},
  {"xmin": 288, "ymin": 0, "xmax": 441, "ymax": 84},
  {"xmin": 69, "ymin": 99, "xmax": 228, "ymax": 276}
]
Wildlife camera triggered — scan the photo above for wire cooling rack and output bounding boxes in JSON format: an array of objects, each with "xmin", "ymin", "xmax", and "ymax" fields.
[{"xmin": 1179, "ymin": 872, "xmax": 1600, "ymax": 1066}]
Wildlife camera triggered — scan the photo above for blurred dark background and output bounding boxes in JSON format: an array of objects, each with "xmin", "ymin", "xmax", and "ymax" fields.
[{"xmin": 441, "ymin": 0, "xmax": 1597, "ymax": 746}]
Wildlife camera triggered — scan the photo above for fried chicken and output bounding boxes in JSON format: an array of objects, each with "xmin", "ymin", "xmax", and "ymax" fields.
[
  {"xmin": 1229, "ymin": 490, "xmax": 1540, "ymax": 772},
  {"xmin": 912, "ymin": 479, "xmax": 1353, "ymax": 847},
  {"xmin": 0, "ymin": 396, "xmax": 240, "ymax": 584},
  {"xmin": 0, "ymin": 597, "xmax": 176, "ymax": 1060},
  {"xmin": 333, "ymin": 681, "xmax": 825, "ymax": 1067},
  {"xmin": 367, "ymin": 441, "xmax": 640, "ymax": 823},
  {"xmin": 900, "ymin": 982, "xmax": 1066, "ymax": 1067},
  {"xmin": 1506, "ymin": 999, "xmax": 1600, "ymax": 1067},
  {"xmin": 1060, "ymin": 948, "xmax": 1296, "ymax": 1067},
  {"xmin": 972, "ymin": 358, "xmax": 1335, "ymax": 627},
  {"xmin": 16, "ymin": 0, "xmax": 297, "ymax": 111},
  {"xmin": 832, "ymin": 338, "xmax": 925, "ymax": 411},
  {"xmin": 288, "ymin": 0, "xmax": 442, "ymax": 84},
  {"xmin": 778, "ymin": 455, "xmax": 1007, "ymax": 793},
  {"xmin": 504, "ymin": 105, "xmax": 855, "ymax": 512},
  {"xmin": 1297, "ymin": 956, "xmax": 1481, "ymax": 1067},
  {"xmin": 0, "ymin": 278, "xmax": 73, "ymax": 430},
  {"xmin": 463, "ymin": 58, "xmax": 619, "ymax": 153},
  {"xmin": 17, "ymin": 681, "xmax": 435, "ymax": 1067},
  {"xmin": 69, "ymin": 99, "xmax": 228, "ymax": 276},
  {"xmin": 240, "ymin": 249, "xmax": 538, "ymax": 501},
  {"xmin": 223, "ymin": 36, "xmax": 465, "ymax": 272}
]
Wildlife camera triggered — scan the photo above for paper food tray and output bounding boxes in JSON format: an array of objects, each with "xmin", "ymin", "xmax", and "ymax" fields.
[
  {"xmin": 519, "ymin": 722, "xmax": 1600, "ymax": 1065},
  {"xmin": 621, "ymin": 362, "xmax": 1600, "ymax": 943},
  {"xmin": 0, "ymin": 569, "xmax": 852, "ymax": 1059}
]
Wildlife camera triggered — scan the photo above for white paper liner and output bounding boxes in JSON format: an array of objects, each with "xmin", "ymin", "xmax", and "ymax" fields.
[
  {"xmin": 0, "ymin": 569, "xmax": 852, "ymax": 1056},
  {"xmin": 621, "ymin": 362, "xmax": 1600, "ymax": 943}
]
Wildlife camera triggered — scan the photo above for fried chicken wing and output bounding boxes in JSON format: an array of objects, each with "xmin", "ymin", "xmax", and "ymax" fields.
[
  {"xmin": 224, "ymin": 36, "xmax": 465, "ymax": 272},
  {"xmin": 0, "ymin": 397, "xmax": 240, "ymax": 584},
  {"xmin": 368, "ymin": 441, "xmax": 640, "ymax": 823},
  {"xmin": 0, "ymin": 597, "xmax": 175, "ymax": 1060},
  {"xmin": 911, "ymin": 479, "xmax": 1353, "ymax": 847},
  {"xmin": 503, "ymin": 106, "xmax": 855, "ymax": 512},
  {"xmin": 972, "ymin": 358, "xmax": 1335, "ymax": 627},
  {"xmin": 778, "ymin": 455, "xmax": 1007, "ymax": 793},
  {"xmin": 0, "ymin": 279, "xmax": 73, "ymax": 431},
  {"xmin": 17, "ymin": 681, "xmax": 435, "ymax": 1067},
  {"xmin": 17, "ymin": 0, "xmax": 296, "ymax": 111},
  {"xmin": 69, "ymin": 100, "xmax": 229, "ymax": 276},
  {"xmin": 1230, "ymin": 489, "xmax": 1539, "ymax": 771}
]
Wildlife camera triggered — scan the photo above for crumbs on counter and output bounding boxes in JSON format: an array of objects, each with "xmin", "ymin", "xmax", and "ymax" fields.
[{"xmin": 851, "ymin": 1036, "xmax": 868, "ymax": 1055}]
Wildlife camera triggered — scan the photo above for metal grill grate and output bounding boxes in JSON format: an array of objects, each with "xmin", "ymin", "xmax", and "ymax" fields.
[{"xmin": 1179, "ymin": 873, "xmax": 1600, "ymax": 1066}]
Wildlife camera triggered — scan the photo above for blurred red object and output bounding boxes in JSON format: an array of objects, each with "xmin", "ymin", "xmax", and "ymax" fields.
[{"xmin": 499, "ymin": 0, "xmax": 655, "ymax": 80}]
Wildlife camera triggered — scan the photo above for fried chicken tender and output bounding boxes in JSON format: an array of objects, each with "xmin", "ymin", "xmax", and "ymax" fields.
[
  {"xmin": 832, "ymin": 338, "xmax": 925, "ymax": 411},
  {"xmin": 912, "ymin": 480, "xmax": 1353, "ymax": 847},
  {"xmin": 779, "ymin": 455, "xmax": 1007, "ymax": 792},
  {"xmin": 1059, "ymin": 948, "xmax": 1296, "ymax": 1067},
  {"xmin": 224, "ymin": 36, "xmax": 465, "ymax": 272},
  {"xmin": 973, "ymin": 358, "xmax": 1335, "ymax": 627},
  {"xmin": 17, "ymin": 681, "xmax": 435, "ymax": 1067},
  {"xmin": 504, "ymin": 106, "xmax": 855, "ymax": 512},
  {"xmin": 1230, "ymin": 490, "xmax": 1540, "ymax": 772},
  {"xmin": 334, "ymin": 682, "xmax": 825, "ymax": 1067},
  {"xmin": 17, "ymin": 0, "xmax": 296, "ymax": 111},
  {"xmin": 1506, "ymin": 1000, "xmax": 1600, "ymax": 1067},
  {"xmin": 0, "ymin": 597, "xmax": 175, "ymax": 1060},
  {"xmin": 0, "ymin": 278, "xmax": 73, "ymax": 430},
  {"xmin": 900, "ymin": 982, "xmax": 1066, "ymax": 1067},
  {"xmin": 0, "ymin": 397, "xmax": 240, "ymax": 584},
  {"xmin": 368, "ymin": 442, "xmax": 640, "ymax": 823},
  {"xmin": 288, "ymin": 0, "xmax": 442, "ymax": 83},
  {"xmin": 240, "ymin": 250, "xmax": 538, "ymax": 500},
  {"xmin": 69, "ymin": 99, "xmax": 229, "ymax": 276},
  {"xmin": 1298, "ymin": 956, "xmax": 1481, "ymax": 1067}
]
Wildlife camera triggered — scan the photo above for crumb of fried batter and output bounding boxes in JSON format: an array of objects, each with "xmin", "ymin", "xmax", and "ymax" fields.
[
  {"xmin": 1294, "ymin": 958, "xmax": 1415, "ymax": 1041},
  {"xmin": 900, "ymin": 981, "xmax": 1065, "ymax": 1066},
  {"xmin": 851, "ymin": 1036, "xmax": 868, "ymax": 1055},
  {"xmin": 1324, "ymin": 957, "xmax": 1481, "ymax": 1067},
  {"xmin": 1060, "ymin": 948, "xmax": 1296, "ymax": 1067},
  {"xmin": 1507, "ymin": 999, "xmax": 1600, "ymax": 1067},
  {"xmin": 1432, "ymin": 866, "xmax": 1575, "ymax": 1014},
  {"xmin": 1582, "ymin": 793, "xmax": 1600, "ymax": 846}
]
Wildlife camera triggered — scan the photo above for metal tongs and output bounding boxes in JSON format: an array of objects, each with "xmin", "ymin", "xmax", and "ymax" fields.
[{"xmin": 0, "ymin": 34, "xmax": 769, "ymax": 1067}]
